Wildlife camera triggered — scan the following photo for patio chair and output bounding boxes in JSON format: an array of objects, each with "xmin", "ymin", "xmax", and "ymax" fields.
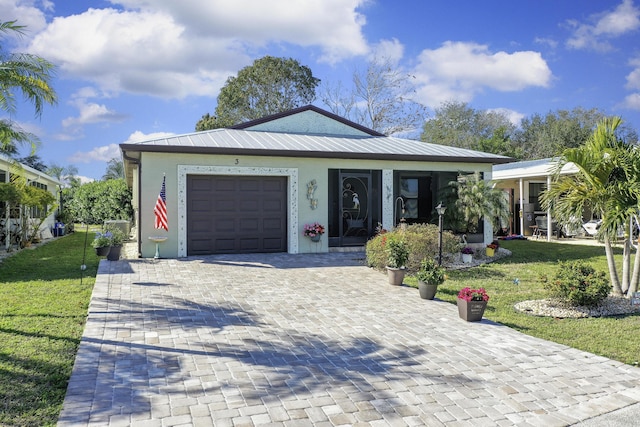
[{"xmin": 535, "ymin": 216, "xmax": 559, "ymax": 238}]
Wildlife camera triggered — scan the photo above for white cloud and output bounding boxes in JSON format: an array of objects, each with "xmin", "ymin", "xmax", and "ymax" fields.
[
  {"xmin": 370, "ymin": 38, "xmax": 404, "ymax": 64},
  {"xmin": 0, "ymin": 0, "xmax": 49, "ymax": 41},
  {"xmin": 54, "ymin": 87, "xmax": 128, "ymax": 140},
  {"xmin": 24, "ymin": 1, "xmax": 369, "ymax": 98},
  {"xmin": 566, "ymin": 0, "xmax": 640, "ymax": 51},
  {"xmin": 123, "ymin": 130, "xmax": 175, "ymax": 144},
  {"xmin": 626, "ymin": 57, "xmax": 640, "ymax": 90},
  {"xmin": 413, "ymin": 42, "xmax": 552, "ymax": 108},
  {"xmin": 69, "ymin": 143, "xmax": 121, "ymax": 163},
  {"xmin": 621, "ymin": 93, "xmax": 640, "ymax": 110},
  {"xmin": 487, "ymin": 108, "xmax": 525, "ymax": 126}
]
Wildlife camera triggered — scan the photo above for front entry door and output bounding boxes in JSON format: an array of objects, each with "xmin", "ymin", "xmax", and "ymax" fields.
[{"xmin": 339, "ymin": 172, "xmax": 372, "ymax": 246}]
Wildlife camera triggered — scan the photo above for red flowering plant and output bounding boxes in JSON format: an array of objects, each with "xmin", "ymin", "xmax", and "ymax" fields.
[
  {"xmin": 303, "ymin": 222, "xmax": 325, "ymax": 238},
  {"xmin": 457, "ymin": 287, "xmax": 490, "ymax": 302}
]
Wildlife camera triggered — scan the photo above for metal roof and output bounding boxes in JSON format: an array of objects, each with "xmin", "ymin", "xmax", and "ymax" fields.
[
  {"xmin": 121, "ymin": 128, "xmax": 513, "ymax": 164},
  {"xmin": 493, "ymin": 157, "xmax": 578, "ymax": 180}
]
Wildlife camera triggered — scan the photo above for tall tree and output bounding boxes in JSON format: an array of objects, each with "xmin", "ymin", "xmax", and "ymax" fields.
[
  {"xmin": 421, "ymin": 101, "xmax": 517, "ymax": 156},
  {"xmin": 47, "ymin": 163, "xmax": 78, "ymax": 187},
  {"xmin": 0, "ymin": 21, "xmax": 57, "ymax": 153},
  {"xmin": 541, "ymin": 117, "xmax": 640, "ymax": 297},
  {"xmin": 17, "ymin": 153, "xmax": 46, "ymax": 171},
  {"xmin": 322, "ymin": 57, "xmax": 427, "ymax": 136},
  {"xmin": 196, "ymin": 56, "xmax": 320, "ymax": 130},
  {"xmin": 514, "ymin": 107, "xmax": 608, "ymax": 160},
  {"xmin": 102, "ymin": 158, "xmax": 124, "ymax": 180}
]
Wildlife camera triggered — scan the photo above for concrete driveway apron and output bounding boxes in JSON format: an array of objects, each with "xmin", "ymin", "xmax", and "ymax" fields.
[{"xmin": 58, "ymin": 253, "xmax": 640, "ymax": 427}]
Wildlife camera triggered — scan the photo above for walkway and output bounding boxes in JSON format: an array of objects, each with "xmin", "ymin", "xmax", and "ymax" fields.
[{"xmin": 58, "ymin": 253, "xmax": 640, "ymax": 426}]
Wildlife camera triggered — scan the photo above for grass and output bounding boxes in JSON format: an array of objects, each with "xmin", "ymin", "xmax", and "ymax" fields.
[
  {"xmin": 406, "ymin": 239, "xmax": 640, "ymax": 366},
  {"xmin": 0, "ymin": 229, "xmax": 98, "ymax": 427},
  {"xmin": 1, "ymin": 234, "xmax": 640, "ymax": 425}
]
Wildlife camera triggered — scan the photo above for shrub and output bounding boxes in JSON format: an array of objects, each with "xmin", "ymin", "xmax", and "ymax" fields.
[
  {"xmin": 386, "ymin": 237, "xmax": 409, "ymax": 268},
  {"xmin": 543, "ymin": 260, "xmax": 610, "ymax": 307},
  {"xmin": 416, "ymin": 258, "xmax": 446, "ymax": 285},
  {"xmin": 366, "ymin": 223, "xmax": 460, "ymax": 272}
]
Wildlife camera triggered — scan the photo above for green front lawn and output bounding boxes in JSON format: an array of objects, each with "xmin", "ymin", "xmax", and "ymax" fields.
[
  {"xmin": 0, "ymin": 230, "xmax": 98, "ymax": 426},
  {"xmin": 406, "ymin": 239, "xmax": 640, "ymax": 366}
]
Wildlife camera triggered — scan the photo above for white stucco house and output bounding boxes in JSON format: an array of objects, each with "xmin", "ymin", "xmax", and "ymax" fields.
[
  {"xmin": 121, "ymin": 105, "xmax": 513, "ymax": 258},
  {"xmin": 492, "ymin": 158, "xmax": 580, "ymax": 240},
  {"xmin": 0, "ymin": 153, "xmax": 62, "ymax": 248}
]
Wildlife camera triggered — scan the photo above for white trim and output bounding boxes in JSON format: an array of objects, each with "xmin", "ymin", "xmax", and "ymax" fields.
[{"xmin": 177, "ymin": 165, "xmax": 298, "ymax": 257}]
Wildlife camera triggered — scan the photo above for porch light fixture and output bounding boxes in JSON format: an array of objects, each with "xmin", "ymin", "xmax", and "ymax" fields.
[{"xmin": 436, "ymin": 202, "xmax": 446, "ymax": 265}]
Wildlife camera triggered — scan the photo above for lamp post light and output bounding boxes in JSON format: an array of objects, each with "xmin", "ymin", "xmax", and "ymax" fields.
[{"xmin": 436, "ymin": 202, "xmax": 446, "ymax": 266}]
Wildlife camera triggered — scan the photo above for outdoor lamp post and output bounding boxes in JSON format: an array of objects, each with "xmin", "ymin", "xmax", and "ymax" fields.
[{"xmin": 436, "ymin": 202, "xmax": 446, "ymax": 265}]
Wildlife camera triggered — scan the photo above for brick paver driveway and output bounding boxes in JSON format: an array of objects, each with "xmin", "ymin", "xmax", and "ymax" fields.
[{"xmin": 58, "ymin": 253, "xmax": 640, "ymax": 426}]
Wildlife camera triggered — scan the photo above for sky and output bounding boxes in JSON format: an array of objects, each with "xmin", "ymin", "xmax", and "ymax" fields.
[{"xmin": 1, "ymin": 0, "xmax": 640, "ymax": 181}]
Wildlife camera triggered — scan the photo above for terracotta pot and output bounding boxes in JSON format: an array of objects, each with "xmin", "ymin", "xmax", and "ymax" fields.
[
  {"xmin": 386, "ymin": 267, "xmax": 406, "ymax": 286},
  {"xmin": 457, "ymin": 299, "xmax": 487, "ymax": 322},
  {"xmin": 418, "ymin": 281, "xmax": 438, "ymax": 300}
]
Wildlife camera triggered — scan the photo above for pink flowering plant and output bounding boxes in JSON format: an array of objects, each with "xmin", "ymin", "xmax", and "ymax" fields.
[
  {"xmin": 303, "ymin": 222, "xmax": 325, "ymax": 237},
  {"xmin": 457, "ymin": 287, "xmax": 490, "ymax": 302}
]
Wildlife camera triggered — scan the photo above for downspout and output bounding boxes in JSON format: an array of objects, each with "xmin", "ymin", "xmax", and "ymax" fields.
[{"xmin": 122, "ymin": 151, "xmax": 141, "ymax": 258}]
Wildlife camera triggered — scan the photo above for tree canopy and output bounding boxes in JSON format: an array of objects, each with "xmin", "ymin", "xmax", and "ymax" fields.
[
  {"xmin": 196, "ymin": 56, "xmax": 320, "ymax": 130},
  {"xmin": 0, "ymin": 20, "xmax": 57, "ymax": 153},
  {"xmin": 421, "ymin": 101, "xmax": 518, "ymax": 157},
  {"xmin": 321, "ymin": 57, "xmax": 426, "ymax": 136}
]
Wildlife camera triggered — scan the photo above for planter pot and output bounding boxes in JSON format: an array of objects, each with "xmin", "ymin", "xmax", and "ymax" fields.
[
  {"xmin": 418, "ymin": 281, "xmax": 438, "ymax": 300},
  {"xmin": 95, "ymin": 246, "xmax": 111, "ymax": 257},
  {"xmin": 386, "ymin": 267, "xmax": 406, "ymax": 286},
  {"xmin": 309, "ymin": 234, "xmax": 321, "ymax": 242},
  {"xmin": 107, "ymin": 245, "xmax": 122, "ymax": 261},
  {"xmin": 461, "ymin": 253, "xmax": 473, "ymax": 263},
  {"xmin": 486, "ymin": 247, "xmax": 495, "ymax": 257},
  {"xmin": 457, "ymin": 299, "xmax": 487, "ymax": 322}
]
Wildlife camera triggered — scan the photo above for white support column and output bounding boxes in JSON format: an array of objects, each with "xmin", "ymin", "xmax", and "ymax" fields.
[
  {"xmin": 519, "ymin": 178, "xmax": 524, "ymax": 236},
  {"xmin": 547, "ymin": 174, "xmax": 552, "ymax": 242},
  {"xmin": 382, "ymin": 169, "xmax": 394, "ymax": 231}
]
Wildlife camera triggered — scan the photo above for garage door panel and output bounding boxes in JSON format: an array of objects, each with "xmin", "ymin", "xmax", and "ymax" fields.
[
  {"xmin": 239, "ymin": 200, "xmax": 259, "ymax": 211},
  {"xmin": 187, "ymin": 175, "xmax": 287, "ymax": 255}
]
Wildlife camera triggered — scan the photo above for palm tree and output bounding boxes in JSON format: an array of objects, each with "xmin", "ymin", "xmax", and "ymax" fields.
[
  {"xmin": 447, "ymin": 171, "xmax": 509, "ymax": 235},
  {"xmin": 0, "ymin": 20, "xmax": 57, "ymax": 153},
  {"xmin": 46, "ymin": 163, "xmax": 78, "ymax": 187},
  {"xmin": 542, "ymin": 117, "xmax": 640, "ymax": 297},
  {"xmin": 102, "ymin": 158, "xmax": 124, "ymax": 180}
]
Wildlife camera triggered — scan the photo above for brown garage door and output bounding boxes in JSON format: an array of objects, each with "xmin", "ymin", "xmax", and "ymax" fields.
[{"xmin": 187, "ymin": 175, "xmax": 288, "ymax": 255}]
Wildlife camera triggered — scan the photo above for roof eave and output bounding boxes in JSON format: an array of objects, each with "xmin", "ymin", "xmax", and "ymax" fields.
[{"xmin": 120, "ymin": 144, "xmax": 513, "ymax": 164}]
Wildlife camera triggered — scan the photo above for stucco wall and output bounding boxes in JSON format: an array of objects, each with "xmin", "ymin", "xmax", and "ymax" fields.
[{"xmin": 137, "ymin": 151, "xmax": 492, "ymax": 258}]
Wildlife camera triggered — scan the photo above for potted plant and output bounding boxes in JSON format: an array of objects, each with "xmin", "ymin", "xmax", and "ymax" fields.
[
  {"xmin": 303, "ymin": 222, "xmax": 325, "ymax": 242},
  {"xmin": 486, "ymin": 240, "xmax": 499, "ymax": 257},
  {"xmin": 415, "ymin": 258, "xmax": 445, "ymax": 299},
  {"xmin": 457, "ymin": 287, "xmax": 490, "ymax": 321},
  {"xmin": 386, "ymin": 238, "xmax": 409, "ymax": 285},
  {"xmin": 92, "ymin": 231, "xmax": 112, "ymax": 257},
  {"xmin": 105, "ymin": 226, "xmax": 126, "ymax": 261},
  {"xmin": 461, "ymin": 246, "xmax": 474, "ymax": 263}
]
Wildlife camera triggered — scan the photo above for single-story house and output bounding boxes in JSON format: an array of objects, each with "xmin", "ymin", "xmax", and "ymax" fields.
[
  {"xmin": 492, "ymin": 158, "xmax": 580, "ymax": 240},
  {"xmin": 0, "ymin": 153, "xmax": 62, "ymax": 248},
  {"xmin": 121, "ymin": 105, "xmax": 512, "ymax": 258}
]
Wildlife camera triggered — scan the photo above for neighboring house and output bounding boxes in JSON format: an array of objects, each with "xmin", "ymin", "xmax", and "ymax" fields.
[
  {"xmin": 121, "ymin": 105, "xmax": 512, "ymax": 258},
  {"xmin": 0, "ymin": 153, "xmax": 62, "ymax": 248},
  {"xmin": 492, "ymin": 158, "xmax": 580, "ymax": 240}
]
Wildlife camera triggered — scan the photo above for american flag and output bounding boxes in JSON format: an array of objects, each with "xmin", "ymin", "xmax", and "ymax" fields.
[{"xmin": 154, "ymin": 175, "xmax": 168, "ymax": 231}]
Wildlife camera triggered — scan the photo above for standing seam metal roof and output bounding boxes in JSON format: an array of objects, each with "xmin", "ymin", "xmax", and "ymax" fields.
[{"xmin": 121, "ymin": 128, "xmax": 513, "ymax": 163}]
